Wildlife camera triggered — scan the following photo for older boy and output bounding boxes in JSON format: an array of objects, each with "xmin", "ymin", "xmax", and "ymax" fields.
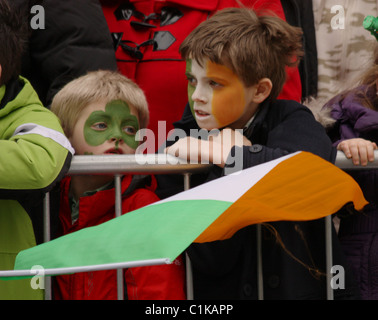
[
  {"xmin": 0, "ymin": 1, "xmax": 73, "ymax": 299},
  {"xmin": 101, "ymin": 0, "xmax": 303, "ymax": 152},
  {"xmin": 159, "ymin": 8, "xmax": 359, "ymax": 299},
  {"xmin": 50, "ymin": 70, "xmax": 185, "ymax": 300}
]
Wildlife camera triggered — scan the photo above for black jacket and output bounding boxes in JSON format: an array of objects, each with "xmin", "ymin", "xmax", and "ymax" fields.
[
  {"xmin": 281, "ymin": 0, "xmax": 318, "ymax": 100},
  {"xmin": 156, "ymin": 100, "xmax": 359, "ymax": 299},
  {"xmin": 13, "ymin": 0, "xmax": 117, "ymax": 107}
]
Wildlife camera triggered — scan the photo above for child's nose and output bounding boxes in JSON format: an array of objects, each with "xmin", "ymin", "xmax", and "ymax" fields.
[
  {"xmin": 110, "ymin": 136, "xmax": 122, "ymax": 142},
  {"xmin": 110, "ymin": 128, "xmax": 123, "ymax": 142},
  {"xmin": 192, "ymin": 86, "xmax": 208, "ymax": 104}
]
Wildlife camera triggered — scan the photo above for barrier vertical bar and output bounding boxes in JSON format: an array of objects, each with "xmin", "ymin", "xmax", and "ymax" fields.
[
  {"xmin": 114, "ymin": 174, "xmax": 124, "ymax": 300},
  {"xmin": 257, "ymin": 224, "xmax": 264, "ymax": 300},
  {"xmin": 183, "ymin": 173, "xmax": 194, "ymax": 300},
  {"xmin": 43, "ymin": 192, "xmax": 52, "ymax": 300},
  {"xmin": 325, "ymin": 215, "xmax": 334, "ymax": 300}
]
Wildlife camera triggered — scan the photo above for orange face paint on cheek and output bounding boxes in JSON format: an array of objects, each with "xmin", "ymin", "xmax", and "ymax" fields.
[{"xmin": 206, "ymin": 61, "xmax": 246, "ymax": 128}]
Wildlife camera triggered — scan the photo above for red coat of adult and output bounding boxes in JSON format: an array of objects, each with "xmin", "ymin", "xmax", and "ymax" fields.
[
  {"xmin": 101, "ymin": 0, "xmax": 302, "ymax": 151},
  {"xmin": 54, "ymin": 175, "xmax": 186, "ymax": 300}
]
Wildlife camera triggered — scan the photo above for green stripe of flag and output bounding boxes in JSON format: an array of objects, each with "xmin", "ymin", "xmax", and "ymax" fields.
[{"xmin": 13, "ymin": 199, "xmax": 233, "ymax": 274}]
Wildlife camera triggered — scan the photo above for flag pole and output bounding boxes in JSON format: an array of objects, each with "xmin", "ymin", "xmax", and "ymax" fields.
[{"xmin": 0, "ymin": 259, "xmax": 171, "ymax": 278}]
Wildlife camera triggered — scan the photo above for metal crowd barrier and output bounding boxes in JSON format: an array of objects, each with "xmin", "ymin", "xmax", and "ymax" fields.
[
  {"xmin": 2, "ymin": 151, "xmax": 378, "ymax": 300},
  {"xmin": 45, "ymin": 153, "xmax": 210, "ymax": 301}
]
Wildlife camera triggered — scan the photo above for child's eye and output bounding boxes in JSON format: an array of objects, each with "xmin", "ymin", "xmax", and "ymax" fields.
[
  {"xmin": 209, "ymin": 80, "xmax": 223, "ymax": 88},
  {"xmin": 123, "ymin": 126, "xmax": 137, "ymax": 135},
  {"xmin": 186, "ymin": 76, "xmax": 197, "ymax": 87},
  {"xmin": 92, "ymin": 122, "xmax": 107, "ymax": 130}
]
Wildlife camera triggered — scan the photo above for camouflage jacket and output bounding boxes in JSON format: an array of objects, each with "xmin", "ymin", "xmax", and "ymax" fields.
[{"xmin": 313, "ymin": 0, "xmax": 378, "ymax": 101}]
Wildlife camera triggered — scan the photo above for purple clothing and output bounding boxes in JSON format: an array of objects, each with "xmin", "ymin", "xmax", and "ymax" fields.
[
  {"xmin": 327, "ymin": 88, "xmax": 378, "ymax": 146},
  {"xmin": 325, "ymin": 87, "xmax": 378, "ymax": 299}
]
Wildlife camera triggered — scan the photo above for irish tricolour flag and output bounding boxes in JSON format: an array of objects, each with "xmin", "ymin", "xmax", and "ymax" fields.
[{"xmin": 4, "ymin": 152, "xmax": 367, "ymax": 277}]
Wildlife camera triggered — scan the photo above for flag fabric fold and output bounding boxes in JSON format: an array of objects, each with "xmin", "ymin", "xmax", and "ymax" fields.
[{"xmin": 7, "ymin": 152, "xmax": 367, "ymax": 278}]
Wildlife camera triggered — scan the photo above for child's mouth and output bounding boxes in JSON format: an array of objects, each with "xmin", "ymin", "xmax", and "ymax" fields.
[
  {"xmin": 105, "ymin": 148, "xmax": 123, "ymax": 154},
  {"xmin": 195, "ymin": 109, "xmax": 210, "ymax": 118}
]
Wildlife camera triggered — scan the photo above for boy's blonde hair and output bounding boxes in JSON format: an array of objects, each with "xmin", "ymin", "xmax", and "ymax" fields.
[
  {"xmin": 179, "ymin": 8, "xmax": 303, "ymax": 100},
  {"xmin": 51, "ymin": 70, "xmax": 149, "ymax": 138}
]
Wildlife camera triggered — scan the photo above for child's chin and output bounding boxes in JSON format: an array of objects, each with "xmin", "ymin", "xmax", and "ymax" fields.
[{"xmin": 197, "ymin": 124, "xmax": 220, "ymax": 131}]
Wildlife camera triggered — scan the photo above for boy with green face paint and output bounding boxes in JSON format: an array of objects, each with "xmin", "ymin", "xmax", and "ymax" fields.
[{"xmin": 49, "ymin": 70, "xmax": 186, "ymax": 300}]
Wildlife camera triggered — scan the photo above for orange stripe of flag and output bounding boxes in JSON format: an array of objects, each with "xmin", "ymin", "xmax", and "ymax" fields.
[{"xmin": 195, "ymin": 152, "xmax": 367, "ymax": 243}]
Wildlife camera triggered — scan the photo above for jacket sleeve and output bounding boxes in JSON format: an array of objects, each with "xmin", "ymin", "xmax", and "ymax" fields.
[
  {"xmin": 225, "ymin": 104, "xmax": 337, "ymax": 173},
  {"xmin": 24, "ymin": 0, "xmax": 118, "ymax": 106},
  {"xmin": 0, "ymin": 107, "xmax": 73, "ymax": 199}
]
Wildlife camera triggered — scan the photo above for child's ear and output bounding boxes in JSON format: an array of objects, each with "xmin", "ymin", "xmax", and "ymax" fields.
[{"xmin": 252, "ymin": 78, "xmax": 273, "ymax": 103}]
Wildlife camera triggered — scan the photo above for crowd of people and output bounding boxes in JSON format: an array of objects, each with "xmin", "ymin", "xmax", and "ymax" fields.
[{"xmin": 1, "ymin": 0, "xmax": 378, "ymax": 300}]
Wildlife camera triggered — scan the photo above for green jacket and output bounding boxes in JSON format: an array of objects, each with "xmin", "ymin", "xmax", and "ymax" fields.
[{"xmin": 0, "ymin": 77, "xmax": 73, "ymax": 299}]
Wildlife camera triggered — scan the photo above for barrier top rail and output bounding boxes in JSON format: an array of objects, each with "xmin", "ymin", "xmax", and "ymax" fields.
[
  {"xmin": 67, "ymin": 151, "xmax": 378, "ymax": 175},
  {"xmin": 68, "ymin": 154, "xmax": 212, "ymax": 175},
  {"xmin": 335, "ymin": 150, "xmax": 378, "ymax": 169}
]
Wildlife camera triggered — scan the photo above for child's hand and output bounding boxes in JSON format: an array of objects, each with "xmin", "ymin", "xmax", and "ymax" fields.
[
  {"xmin": 164, "ymin": 136, "xmax": 205, "ymax": 163},
  {"xmin": 337, "ymin": 138, "xmax": 377, "ymax": 166},
  {"xmin": 208, "ymin": 128, "xmax": 251, "ymax": 167},
  {"xmin": 164, "ymin": 128, "xmax": 251, "ymax": 167}
]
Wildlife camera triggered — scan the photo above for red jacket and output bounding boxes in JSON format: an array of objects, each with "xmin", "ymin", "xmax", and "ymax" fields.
[
  {"xmin": 54, "ymin": 175, "xmax": 186, "ymax": 300},
  {"xmin": 101, "ymin": 0, "xmax": 302, "ymax": 151}
]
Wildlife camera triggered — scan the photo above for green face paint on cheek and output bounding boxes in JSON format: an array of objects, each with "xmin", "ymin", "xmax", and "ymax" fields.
[
  {"xmin": 83, "ymin": 100, "xmax": 140, "ymax": 149},
  {"xmin": 186, "ymin": 59, "xmax": 195, "ymax": 117}
]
